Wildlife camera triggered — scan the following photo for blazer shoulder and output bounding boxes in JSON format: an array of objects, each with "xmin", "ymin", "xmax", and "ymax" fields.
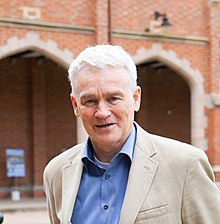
[
  {"xmin": 135, "ymin": 122, "xmax": 207, "ymax": 164},
  {"xmin": 44, "ymin": 142, "xmax": 85, "ymax": 178},
  {"xmin": 148, "ymin": 133, "xmax": 211, "ymax": 172},
  {"xmin": 150, "ymin": 133, "xmax": 203, "ymax": 155}
]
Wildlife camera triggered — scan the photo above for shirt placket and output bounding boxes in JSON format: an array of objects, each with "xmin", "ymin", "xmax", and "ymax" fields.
[{"xmin": 100, "ymin": 167, "xmax": 112, "ymax": 224}]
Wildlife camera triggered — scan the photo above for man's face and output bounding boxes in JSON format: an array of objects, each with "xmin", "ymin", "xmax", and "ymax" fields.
[{"xmin": 71, "ymin": 67, "xmax": 141, "ymax": 156}]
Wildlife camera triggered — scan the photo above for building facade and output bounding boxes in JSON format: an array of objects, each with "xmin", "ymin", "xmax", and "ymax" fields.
[{"xmin": 0, "ymin": 0, "xmax": 220, "ymax": 198}]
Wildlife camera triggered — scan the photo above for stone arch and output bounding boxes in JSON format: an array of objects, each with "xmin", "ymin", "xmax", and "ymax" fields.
[
  {"xmin": 0, "ymin": 31, "xmax": 87, "ymax": 143},
  {"xmin": 133, "ymin": 43, "xmax": 208, "ymax": 150},
  {"xmin": 0, "ymin": 31, "xmax": 74, "ymax": 68}
]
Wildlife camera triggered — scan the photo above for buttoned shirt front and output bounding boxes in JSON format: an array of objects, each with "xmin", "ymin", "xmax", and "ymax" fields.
[{"xmin": 71, "ymin": 126, "xmax": 136, "ymax": 224}]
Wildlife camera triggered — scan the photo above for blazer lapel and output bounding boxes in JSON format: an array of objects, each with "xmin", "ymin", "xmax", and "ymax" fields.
[
  {"xmin": 62, "ymin": 151, "xmax": 83, "ymax": 223},
  {"xmin": 120, "ymin": 124, "xmax": 158, "ymax": 224}
]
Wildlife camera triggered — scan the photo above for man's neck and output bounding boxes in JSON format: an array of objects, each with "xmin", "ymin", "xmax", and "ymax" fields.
[{"xmin": 92, "ymin": 145, "xmax": 121, "ymax": 163}]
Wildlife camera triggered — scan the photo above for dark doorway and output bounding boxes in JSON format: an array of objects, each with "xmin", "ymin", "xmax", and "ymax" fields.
[
  {"xmin": 136, "ymin": 60, "xmax": 191, "ymax": 144},
  {"xmin": 0, "ymin": 50, "xmax": 76, "ymax": 197}
]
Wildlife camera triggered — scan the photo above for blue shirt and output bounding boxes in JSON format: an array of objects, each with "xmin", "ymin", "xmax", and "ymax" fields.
[{"xmin": 71, "ymin": 126, "xmax": 136, "ymax": 224}]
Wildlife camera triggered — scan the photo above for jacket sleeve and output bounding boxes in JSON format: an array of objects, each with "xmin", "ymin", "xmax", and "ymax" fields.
[
  {"xmin": 43, "ymin": 166, "xmax": 61, "ymax": 224},
  {"xmin": 181, "ymin": 149, "xmax": 220, "ymax": 223}
]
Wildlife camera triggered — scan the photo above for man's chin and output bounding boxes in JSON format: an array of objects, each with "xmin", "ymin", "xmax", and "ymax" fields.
[{"xmin": 92, "ymin": 135, "xmax": 118, "ymax": 145}]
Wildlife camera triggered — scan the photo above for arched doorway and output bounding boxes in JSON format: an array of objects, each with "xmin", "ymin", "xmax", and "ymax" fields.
[
  {"xmin": 133, "ymin": 44, "xmax": 208, "ymax": 150},
  {"xmin": 136, "ymin": 61, "xmax": 191, "ymax": 143},
  {"xmin": 0, "ymin": 49, "xmax": 76, "ymax": 198}
]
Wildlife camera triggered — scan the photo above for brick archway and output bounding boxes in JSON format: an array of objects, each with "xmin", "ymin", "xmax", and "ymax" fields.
[
  {"xmin": 0, "ymin": 31, "xmax": 88, "ymax": 144},
  {"xmin": 0, "ymin": 31, "xmax": 73, "ymax": 67},
  {"xmin": 0, "ymin": 33, "xmax": 81, "ymax": 197},
  {"xmin": 133, "ymin": 44, "xmax": 207, "ymax": 150}
]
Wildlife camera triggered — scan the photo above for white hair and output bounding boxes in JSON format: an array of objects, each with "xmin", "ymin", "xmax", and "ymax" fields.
[{"xmin": 68, "ymin": 45, "xmax": 137, "ymax": 95}]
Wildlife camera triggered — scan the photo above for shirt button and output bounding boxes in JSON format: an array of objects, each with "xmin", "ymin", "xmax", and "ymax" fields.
[
  {"xmin": 105, "ymin": 174, "xmax": 110, "ymax": 180},
  {"xmin": 104, "ymin": 205, "xmax": 108, "ymax": 210}
]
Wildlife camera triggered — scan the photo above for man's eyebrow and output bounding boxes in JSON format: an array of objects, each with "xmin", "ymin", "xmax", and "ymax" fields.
[
  {"xmin": 80, "ymin": 90, "xmax": 124, "ymax": 97},
  {"xmin": 80, "ymin": 93, "xmax": 96, "ymax": 100},
  {"xmin": 107, "ymin": 90, "xmax": 124, "ymax": 96}
]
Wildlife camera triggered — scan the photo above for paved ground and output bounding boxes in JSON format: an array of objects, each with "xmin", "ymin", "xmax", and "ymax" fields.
[
  {"xmin": 0, "ymin": 198, "xmax": 50, "ymax": 224},
  {"xmin": 2, "ymin": 210, "xmax": 49, "ymax": 224}
]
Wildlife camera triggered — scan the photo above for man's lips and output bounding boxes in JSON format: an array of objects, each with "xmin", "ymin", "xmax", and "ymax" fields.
[{"xmin": 95, "ymin": 123, "xmax": 115, "ymax": 128}]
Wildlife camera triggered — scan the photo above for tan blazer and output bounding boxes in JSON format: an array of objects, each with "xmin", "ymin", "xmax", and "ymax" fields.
[{"xmin": 44, "ymin": 123, "xmax": 220, "ymax": 224}]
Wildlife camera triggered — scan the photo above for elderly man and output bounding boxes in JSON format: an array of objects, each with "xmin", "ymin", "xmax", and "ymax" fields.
[{"xmin": 43, "ymin": 45, "xmax": 220, "ymax": 224}]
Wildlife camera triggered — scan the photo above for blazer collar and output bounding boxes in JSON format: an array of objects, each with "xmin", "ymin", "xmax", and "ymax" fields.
[
  {"xmin": 120, "ymin": 123, "xmax": 158, "ymax": 224},
  {"xmin": 62, "ymin": 145, "xmax": 84, "ymax": 223}
]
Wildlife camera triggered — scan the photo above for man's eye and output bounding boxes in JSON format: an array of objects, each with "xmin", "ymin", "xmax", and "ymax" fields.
[
  {"xmin": 85, "ymin": 100, "xmax": 96, "ymax": 106},
  {"xmin": 109, "ymin": 97, "xmax": 119, "ymax": 102}
]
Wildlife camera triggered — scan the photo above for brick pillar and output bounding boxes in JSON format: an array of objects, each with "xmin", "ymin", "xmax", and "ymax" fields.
[
  {"xmin": 31, "ymin": 60, "xmax": 47, "ymax": 197},
  {"xmin": 206, "ymin": 108, "xmax": 220, "ymax": 182},
  {"xmin": 96, "ymin": 0, "xmax": 110, "ymax": 44},
  {"xmin": 207, "ymin": 1, "xmax": 220, "ymax": 182},
  {"xmin": 207, "ymin": 1, "xmax": 220, "ymax": 94}
]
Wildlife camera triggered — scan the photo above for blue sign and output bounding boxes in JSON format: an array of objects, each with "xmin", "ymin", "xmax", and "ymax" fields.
[{"xmin": 6, "ymin": 149, "xmax": 25, "ymax": 178}]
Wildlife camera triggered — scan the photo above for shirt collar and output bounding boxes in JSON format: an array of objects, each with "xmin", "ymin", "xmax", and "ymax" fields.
[
  {"xmin": 118, "ymin": 125, "xmax": 136, "ymax": 161},
  {"xmin": 82, "ymin": 125, "xmax": 137, "ymax": 166}
]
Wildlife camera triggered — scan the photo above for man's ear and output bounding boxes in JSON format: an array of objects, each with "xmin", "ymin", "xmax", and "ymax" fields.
[
  {"xmin": 133, "ymin": 86, "xmax": 141, "ymax": 112},
  {"xmin": 70, "ymin": 94, "xmax": 80, "ymax": 117}
]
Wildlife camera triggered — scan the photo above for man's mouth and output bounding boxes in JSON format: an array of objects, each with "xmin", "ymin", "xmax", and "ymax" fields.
[{"xmin": 95, "ymin": 123, "xmax": 114, "ymax": 128}]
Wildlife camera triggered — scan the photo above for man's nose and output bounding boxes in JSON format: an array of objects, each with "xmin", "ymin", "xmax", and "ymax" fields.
[{"xmin": 95, "ymin": 101, "xmax": 111, "ymax": 119}]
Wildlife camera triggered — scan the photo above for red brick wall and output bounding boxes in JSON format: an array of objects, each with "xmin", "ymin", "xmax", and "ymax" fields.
[
  {"xmin": 111, "ymin": 0, "xmax": 207, "ymax": 36},
  {"xmin": 0, "ymin": 0, "xmax": 96, "ymax": 26},
  {"xmin": 44, "ymin": 59, "xmax": 77, "ymax": 161},
  {"xmin": 206, "ymin": 108, "xmax": 220, "ymax": 164},
  {"xmin": 0, "ymin": 0, "xmax": 220, "ymax": 197}
]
